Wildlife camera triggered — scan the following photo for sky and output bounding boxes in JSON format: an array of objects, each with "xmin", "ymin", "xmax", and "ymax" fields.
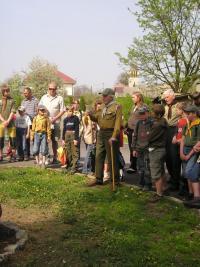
[{"xmin": 0, "ymin": 0, "xmax": 141, "ymax": 89}]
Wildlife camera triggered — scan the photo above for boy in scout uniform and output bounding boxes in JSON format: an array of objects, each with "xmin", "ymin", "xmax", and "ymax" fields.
[{"xmin": 88, "ymin": 88, "xmax": 122, "ymax": 186}]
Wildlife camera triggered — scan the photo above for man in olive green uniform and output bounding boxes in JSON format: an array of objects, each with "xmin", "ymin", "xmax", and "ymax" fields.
[{"xmin": 88, "ymin": 88, "xmax": 122, "ymax": 186}]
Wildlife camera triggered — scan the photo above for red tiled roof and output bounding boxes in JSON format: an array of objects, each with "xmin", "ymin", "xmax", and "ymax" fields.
[{"xmin": 56, "ymin": 70, "xmax": 76, "ymax": 84}]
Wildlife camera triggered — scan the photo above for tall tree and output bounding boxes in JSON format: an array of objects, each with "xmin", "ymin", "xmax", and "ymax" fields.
[
  {"xmin": 117, "ymin": 72, "xmax": 130, "ymax": 86},
  {"xmin": 116, "ymin": 0, "xmax": 200, "ymax": 93},
  {"xmin": 24, "ymin": 57, "xmax": 63, "ymax": 98},
  {"xmin": 6, "ymin": 73, "xmax": 23, "ymax": 107}
]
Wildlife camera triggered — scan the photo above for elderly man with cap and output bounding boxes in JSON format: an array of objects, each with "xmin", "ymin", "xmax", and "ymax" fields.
[
  {"xmin": 162, "ymin": 88, "xmax": 181, "ymax": 191},
  {"xmin": 88, "ymin": 88, "xmax": 122, "ymax": 186}
]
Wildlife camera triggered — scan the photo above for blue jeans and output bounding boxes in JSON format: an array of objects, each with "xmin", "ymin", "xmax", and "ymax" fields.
[
  {"xmin": 33, "ymin": 133, "xmax": 48, "ymax": 156},
  {"xmin": 82, "ymin": 144, "xmax": 95, "ymax": 174},
  {"xmin": 16, "ymin": 128, "xmax": 28, "ymax": 158},
  {"xmin": 182, "ymin": 146, "xmax": 200, "ymax": 182}
]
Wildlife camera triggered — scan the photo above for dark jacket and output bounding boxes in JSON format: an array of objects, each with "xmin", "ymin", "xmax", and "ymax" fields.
[
  {"xmin": 148, "ymin": 117, "xmax": 168, "ymax": 148},
  {"xmin": 62, "ymin": 115, "xmax": 79, "ymax": 141},
  {"xmin": 132, "ymin": 118, "xmax": 153, "ymax": 151}
]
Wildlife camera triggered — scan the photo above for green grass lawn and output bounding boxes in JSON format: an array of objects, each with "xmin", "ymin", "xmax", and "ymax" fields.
[{"xmin": 1, "ymin": 168, "xmax": 200, "ymax": 267}]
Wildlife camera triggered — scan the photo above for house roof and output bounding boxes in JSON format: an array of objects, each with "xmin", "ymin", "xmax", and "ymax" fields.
[{"xmin": 56, "ymin": 70, "xmax": 76, "ymax": 84}]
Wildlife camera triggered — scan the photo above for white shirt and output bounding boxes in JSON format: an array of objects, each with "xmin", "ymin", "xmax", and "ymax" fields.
[
  {"xmin": 15, "ymin": 114, "xmax": 32, "ymax": 129},
  {"xmin": 39, "ymin": 94, "xmax": 65, "ymax": 123}
]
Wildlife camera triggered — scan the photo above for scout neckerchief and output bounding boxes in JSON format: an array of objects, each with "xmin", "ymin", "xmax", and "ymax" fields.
[
  {"xmin": 186, "ymin": 118, "xmax": 200, "ymax": 137},
  {"xmin": 102, "ymin": 100, "xmax": 115, "ymax": 118}
]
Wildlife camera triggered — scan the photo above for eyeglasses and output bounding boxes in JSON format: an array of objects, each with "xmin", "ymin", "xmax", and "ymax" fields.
[
  {"xmin": 49, "ymin": 88, "xmax": 56, "ymax": 91},
  {"xmin": 3, "ymin": 89, "xmax": 10, "ymax": 92}
]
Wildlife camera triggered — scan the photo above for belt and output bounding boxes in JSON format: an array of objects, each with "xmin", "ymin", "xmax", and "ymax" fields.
[
  {"xmin": 100, "ymin": 128, "xmax": 114, "ymax": 131},
  {"xmin": 36, "ymin": 131, "xmax": 46, "ymax": 134},
  {"xmin": 66, "ymin": 130, "xmax": 75, "ymax": 133}
]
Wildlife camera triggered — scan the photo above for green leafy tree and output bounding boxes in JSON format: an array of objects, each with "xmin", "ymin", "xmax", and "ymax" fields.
[
  {"xmin": 116, "ymin": 0, "xmax": 200, "ymax": 93},
  {"xmin": 79, "ymin": 96, "xmax": 86, "ymax": 111},
  {"xmin": 117, "ymin": 72, "xmax": 130, "ymax": 86},
  {"xmin": 24, "ymin": 57, "xmax": 63, "ymax": 98},
  {"xmin": 6, "ymin": 73, "xmax": 23, "ymax": 107}
]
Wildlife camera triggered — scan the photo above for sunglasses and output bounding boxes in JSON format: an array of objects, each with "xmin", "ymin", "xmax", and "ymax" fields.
[
  {"xmin": 39, "ymin": 109, "xmax": 45, "ymax": 112},
  {"xmin": 49, "ymin": 88, "xmax": 56, "ymax": 91}
]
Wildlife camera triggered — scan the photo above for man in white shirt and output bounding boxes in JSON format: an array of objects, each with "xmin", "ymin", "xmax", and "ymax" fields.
[{"xmin": 39, "ymin": 82, "xmax": 65, "ymax": 163}]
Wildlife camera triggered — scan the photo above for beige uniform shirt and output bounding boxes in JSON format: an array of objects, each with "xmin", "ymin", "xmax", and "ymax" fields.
[
  {"xmin": 164, "ymin": 103, "xmax": 180, "ymax": 126},
  {"xmin": 90, "ymin": 101, "xmax": 122, "ymax": 139}
]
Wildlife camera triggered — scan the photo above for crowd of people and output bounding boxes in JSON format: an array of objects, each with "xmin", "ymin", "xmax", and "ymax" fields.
[{"xmin": 0, "ymin": 82, "xmax": 200, "ymax": 208}]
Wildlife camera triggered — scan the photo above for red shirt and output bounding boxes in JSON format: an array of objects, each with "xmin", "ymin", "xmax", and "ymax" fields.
[{"xmin": 176, "ymin": 118, "xmax": 187, "ymax": 140}]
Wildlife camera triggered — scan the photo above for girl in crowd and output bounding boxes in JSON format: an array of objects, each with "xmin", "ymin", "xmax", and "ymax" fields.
[{"xmin": 0, "ymin": 84, "xmax": 16, "ymax": 162}]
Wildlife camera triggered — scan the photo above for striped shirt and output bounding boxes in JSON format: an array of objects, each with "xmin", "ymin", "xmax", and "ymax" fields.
[{"xmin": 21, "ymin": 96, "xmax": 39, "ymax": 120}]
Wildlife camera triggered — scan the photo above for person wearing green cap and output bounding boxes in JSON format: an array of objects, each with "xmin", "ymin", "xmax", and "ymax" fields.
[{"xmin": 87, "ymin": 88, "xmax": 122, "ymax": 186}]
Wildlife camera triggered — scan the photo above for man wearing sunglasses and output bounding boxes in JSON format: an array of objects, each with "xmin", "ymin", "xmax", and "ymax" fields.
[{"xmin": 39, "ymin": 82, "xmax": 65, "ymax": 164}]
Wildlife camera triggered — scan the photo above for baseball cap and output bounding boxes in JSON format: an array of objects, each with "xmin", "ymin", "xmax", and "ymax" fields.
[
  {"xmin": 99, "ymin": 88, "xmax": 115, "ymax": 96},
  {"xmin": 183, "ymin": 105, "xmax": 199, "ymax": 113},
  {"xmin": 138, "ymin": 106, "xmax": 149, "ymax": 114},
  {"xmin": 38, "ymin": 104, "xmax": 46, "ymax": 110},
  {"xmin": 18, "ymin": 106, "xmax": 25, "ymax": 112}
]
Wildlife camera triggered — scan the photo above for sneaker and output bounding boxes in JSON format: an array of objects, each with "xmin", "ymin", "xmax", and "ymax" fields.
[
  {"xmin": 18, "ymin": 157, "xmax": 24, "ymax": 162},
  {"xmin": 126, "ymin": 167, "xmax": 137, "ymax": 174},
  {"xmin": 149, "ymin": 194, "xmax": 163, "ymax": 203}
]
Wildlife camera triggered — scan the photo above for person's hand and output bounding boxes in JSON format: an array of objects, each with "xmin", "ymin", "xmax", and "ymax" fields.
[
  {"xmin": 172, "ymin": 136, "xmax": 177, "ymax": 144},
  {"xmin": 26, "ymin": 134, "xmax": 29, "ymax": 139},
  {"xmin": 193, "ymin": 142, "xmax": 200, "ymax": 152},
  {"xmin": 180, "ymin": 153, "xmax": 187, "ymax": 161},
  {"xmin": 73, "ymin": 140, "xmax": 78, "ymax": 146},
  {"xmin": 62, "ymin": 140, "xmax": 65, "ymax": 146},
  {"xmin": 50, "ymin": 117, "xmax": 56, "ymax": 124},
  {"xmin": 184, "ymin": 154, "xmax": 191, "ymax": 161},
  {"xmin": 47, "ymin": 138, "xmax": 51, "ymax": 143},
  {"xmin": 123, "ymin": 128, "xmax": 128, "ymax": 135},
  {"xmin": 132, "ymin": 150, "xmax": 138, "ymax": 157},
  {"xmin": 108, "ymin": 137, "xmax": 117, "ymax": 145},
  {"xmin": 3, "ymin": 120, "xmax": 8, "ymax": 127}
]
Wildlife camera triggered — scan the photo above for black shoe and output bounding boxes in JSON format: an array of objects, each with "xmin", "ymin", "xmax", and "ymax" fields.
[
  {"xmin": 126, "ymin": 167, "xmax": 137, "ymax": 174},
  {"xmin": 184, "ymin": 199, "xmax": 200, "ymax": 209},
  {"xmin": 168, "ymin": 184, "xmax": 179, "ymax": 191},
  {"xmin": 184, "ymin": 193, "xmax": 194, "ymax": 201},
  {"xmin": 51, "ymin": 159, "xmax": 60, "ymax": 165}
]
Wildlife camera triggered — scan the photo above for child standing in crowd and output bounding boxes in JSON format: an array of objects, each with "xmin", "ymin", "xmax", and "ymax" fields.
[
  {"xmin": 15, "ymin": 106, "xmax": 32, "ymax": 161},
  {"xmin": 148, "ymin": 104, "xmax": 168, "ymax": 202},
  {"xmin": 180, "ymin": 105, "xmax": 200, "ymax": 208},
  {"xmin": 132, "ymin": 106, "xmax": 153, "ymax": 191},
  {"xmin": 30, "ymin": 105, "xmax": 51, "ymax": 168},
  {"xmin": 172, "ymin": 102, "xmax": 188, "ymax": 196},
  {"xmin": 80, "ymin": 110, "xmax": 96, "ymax": 175},
  {"xmin": 0, "ymin": 84, "xmax": 16, "ymax": 162},
  {"xmin": 62, "ymin": 106, "xmax": 79, "ymax": 174}
]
